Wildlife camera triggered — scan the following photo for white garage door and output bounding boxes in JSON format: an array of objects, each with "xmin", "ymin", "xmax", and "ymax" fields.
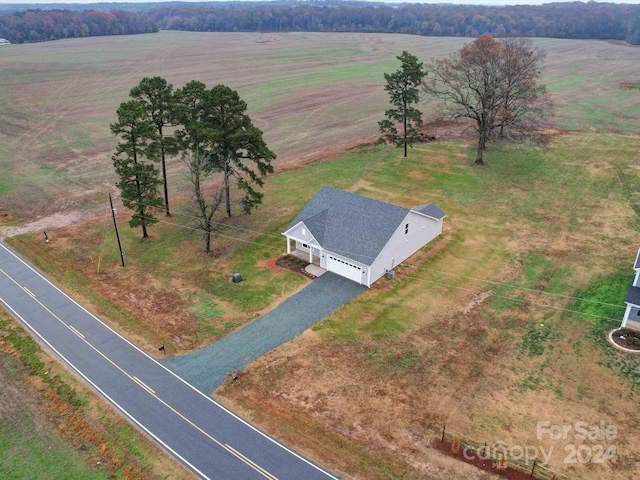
[{"xmin": 327, "ymin": 255, "xmax": 363, "ymax": 283}]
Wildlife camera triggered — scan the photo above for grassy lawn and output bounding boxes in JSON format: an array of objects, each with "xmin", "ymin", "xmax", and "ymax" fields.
[
  {"xmin": 9, "ymin": 130, "xmax": 640, "ymax": 479},
  {"xmin": 217, "ymin": 133, "xmax": 640, "ymax": 480}
]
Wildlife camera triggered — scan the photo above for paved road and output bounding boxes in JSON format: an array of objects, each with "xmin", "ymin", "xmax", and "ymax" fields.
[
  {"xmin": 0, "ymin": 242, "xmax": 341, "ymax": 480},
  {"xmin": 162, "ymin": 272, "xmax": 367, "ymax": 394}
]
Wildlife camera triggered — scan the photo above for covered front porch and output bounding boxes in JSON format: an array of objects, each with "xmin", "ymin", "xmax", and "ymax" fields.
[
  {"xmin": 624, "ymin": 319, "xmax": 640, "ymax": 332},
  {"xmin": 623, "ymin": 304, "xmax": 640, "ymax": 332},
  {"xmin": 290, "ymin": 248, "xmax": 320, "ymax": 266},
  {"xmin": 284, "ymin": 234, "xmax": 325, "ymax": 266},
  {"xmin": 288, "ymin": 248, "xmax": 327, "ymax": 277}
]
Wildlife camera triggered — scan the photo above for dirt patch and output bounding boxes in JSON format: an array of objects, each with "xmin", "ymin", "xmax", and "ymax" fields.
[
  {"xmin": 430, "ymin": 438, "xmax": 546, "ymax": 480},
  {"xmin": 0, "ymin": 206, "xmax": 104, "ymax": 240},
  {"xmin": 0, "ymin": 355, "xmax": 52, "ymax": 435},
  {"xmin": 0, "ymin": 208, "xmax": 16, "ymax": 223},
  {"xmin": 462, "ymin": 290, "xmax": 495, "ymax": 316}
]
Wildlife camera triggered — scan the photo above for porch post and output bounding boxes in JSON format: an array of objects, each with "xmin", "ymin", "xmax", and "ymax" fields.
[
  {"xmin": 309, "ymin": 247, "xmax": 313, "ymax": 263},
  {"xmin": 286, "ymin": 237, "xmax": 291, "ymax": 254},
  {"xmin": 622, "ymin": 304, "xmax": 632, "ymax": 329}
]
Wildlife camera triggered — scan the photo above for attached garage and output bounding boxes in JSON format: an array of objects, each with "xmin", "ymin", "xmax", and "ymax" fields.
[
  {"xmin": 282, "ymin": 186, "xmax": 445, "ymax": 287},
  {"xmin": 327, "ymin": 255, "xmax": 364, "ymax": 283}
]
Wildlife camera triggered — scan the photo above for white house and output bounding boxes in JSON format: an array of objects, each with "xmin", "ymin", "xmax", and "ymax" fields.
[
  {"xmin": 621, "ymin": 246, "xmax": 640, "ymax": 332},
  {"xmin": 282, "ymin": 186, "xmax": 446, "ymax": 287}
]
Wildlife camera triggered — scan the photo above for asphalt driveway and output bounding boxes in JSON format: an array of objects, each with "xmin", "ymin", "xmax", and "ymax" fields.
[{"xmin": 161, "ymin": 272, "xmax": 367, "ymax": 394}]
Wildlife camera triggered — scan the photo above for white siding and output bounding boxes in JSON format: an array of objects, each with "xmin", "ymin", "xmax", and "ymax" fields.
[
  {"xmin": 284, "ymin": 221, "xmax": 318, "ymax": 246},
  {"xmin": 369, "ymin": 211, "xmax": 443, "ymax": 284}
]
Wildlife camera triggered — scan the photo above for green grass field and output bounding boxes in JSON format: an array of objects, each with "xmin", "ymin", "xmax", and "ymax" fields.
[
  {"xmin": 2, "ymin": 32, "xmax": 640, "ymax": 480},
  {"xmin": 1, "ymin": 32, "xmax": 639, "ymax": 217}
]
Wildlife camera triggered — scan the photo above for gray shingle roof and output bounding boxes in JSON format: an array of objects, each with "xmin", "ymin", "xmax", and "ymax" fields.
[
  {"xmin": 286, "ymin": 186, "xmax": 410, "ymax": 265},
  {"xmin": 634, "ymin": 247, "xmax": 640, "ymax": 270},
  {"xmin": 412, "ymin": 203, "xmax": 446, "ymax": 220},
  {"xmin": 626, "ymin": 286, "xmax": 640, "ymax": 306}
]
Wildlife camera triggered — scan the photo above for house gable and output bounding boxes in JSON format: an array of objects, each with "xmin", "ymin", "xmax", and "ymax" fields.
[
  {"xmin": 283, "ymin": 186, "xmax": 445, "ymax": 286},
  {"xmin": 369, "ymin": 209, "xmax": 444, "ymax": 282},
  {"xmin": 282, "ymin": 221, "xmax": 320, "ymax": 248},
  {"xmin": 285, "ymin": 186, "xmax": 409, "ymax": 266},
  {"xmin": 621, "ymin": 245, "xmax": 640, "ymax": 331},
  {"xmin": 411, "ymin": 202, "xmax": 447, "ymax": 221},
  {"xmin": 626, "ymin": 286, "xmax": 640, "ymax": 307},
  {"xmin": 634, "ymin": 248, "xmax": 640, "ymax": 271}
]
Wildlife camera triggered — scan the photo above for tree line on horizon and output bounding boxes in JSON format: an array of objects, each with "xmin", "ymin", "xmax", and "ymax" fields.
[
  {"xmin": 2, "ymin": 1, "xmax": 640, "ymax": 45},
  {"xmin": 0, "ymin": 9, "xmax": 157, "ymax": 43},
  {"xmin": 148, "ymin": 2, "xmax": 640, "ymax": 45}
]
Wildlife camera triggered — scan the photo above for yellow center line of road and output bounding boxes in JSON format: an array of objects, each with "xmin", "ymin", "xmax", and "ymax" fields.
[
  {"xmin": 133, "ymin": 376, "xmax": 156, "ymax": 395},
  {"xmin": 0, "ymin": 267, "xmax": 278, "ymax": 480},
  {"xmin": 226, "ymin": 444, "xmax": 279, "ymax": 480},
  {"xmin": 68, "ymin": 325, "xmax": 85, "ymax": 339}
]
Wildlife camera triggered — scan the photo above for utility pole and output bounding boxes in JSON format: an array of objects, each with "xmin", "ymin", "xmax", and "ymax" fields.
[{"xmin": 109, "ymin": 194, "xmax": 125, "ymax": 267}]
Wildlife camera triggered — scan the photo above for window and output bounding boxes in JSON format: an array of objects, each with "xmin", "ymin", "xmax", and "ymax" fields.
[{"xmin": 405, "ymin": 223, "xmax": 409, "ymax": 234}]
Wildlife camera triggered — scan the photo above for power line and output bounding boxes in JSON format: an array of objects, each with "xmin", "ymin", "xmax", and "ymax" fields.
[
  {"xmin": 404, "ymin": 263, "xmax": 627, "ymax": 309},
  {"xmin": 128, "ymin": 213, "xmax": 284, "ymax": 252},
  {"xmin": 110, "ymin": 195, "xmax": 631, "ymax": 317},
  {"xmin": 123, "ymin": 209, "xmax": 628, "ymax": 321},
  {"xmin": 109, "ymin": 194, "xmax": 285, "ymax": 240},
  {"xmin": 110, "ymin": 195, "xmax": 381, "ymax": 260},
  {"xmin": 398, "ymin": 273, "xmax": 623, "ymax": 324},
  {"xmin": 52, "ymin": 152, "xmax": 624, "ymax": 317}
]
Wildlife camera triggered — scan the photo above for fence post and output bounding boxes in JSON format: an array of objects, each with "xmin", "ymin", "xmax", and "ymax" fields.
[
  {"xmin": 441, "ymin": 424, "xmax": 446, "ymax": 442},
  {"xmin": 482, "ymin": 441, "xmax": 487, "ymax": 457},
  {"xmin": 530, "ymin": 458, "xmax": 537, "ymax": 477}
]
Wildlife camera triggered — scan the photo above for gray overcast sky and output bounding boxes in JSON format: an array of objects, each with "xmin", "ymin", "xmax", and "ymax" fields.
[{"xmin": 1, "ymin": 0, "xmax": 640, "ymax": 5}]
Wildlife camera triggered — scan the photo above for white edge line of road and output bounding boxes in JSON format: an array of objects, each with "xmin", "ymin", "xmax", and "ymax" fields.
[
  {"xmin": 0, "ymin": 242, "xmax": 340, "ymax": 480},
  {"xmin": 0, "ymin": 297, "xmax": 210, "ymax": 480}
]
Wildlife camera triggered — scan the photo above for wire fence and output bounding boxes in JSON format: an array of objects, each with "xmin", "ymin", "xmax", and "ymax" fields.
[{"xmin": 433, "ymin": 425, "xmax": 570, "ymax": 480}]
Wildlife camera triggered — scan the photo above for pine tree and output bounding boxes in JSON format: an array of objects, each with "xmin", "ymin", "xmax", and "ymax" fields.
[
  {"xmin": 111, "ymin": 100, "xmax": 163, "ymax": 239},
  {"xmin": 379, "ymin": 50, "xmax": 426, "ymax": 158}
]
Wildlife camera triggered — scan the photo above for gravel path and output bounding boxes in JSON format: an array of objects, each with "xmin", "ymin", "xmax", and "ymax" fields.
[{"xmin": 160, "ymin": 272, "xmax": 367, "ymax": 394}]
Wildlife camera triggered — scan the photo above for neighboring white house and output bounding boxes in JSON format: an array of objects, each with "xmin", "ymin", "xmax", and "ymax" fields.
[
  {"xmin": 0, "ymin": 38, "xmax": 10, "ymax": 46},
  {"xmin": 622, "ymin": 246, "xmax": 640, "ymax": 332},
  {"xmin": 282, "ymin": 186, "xmax": 446, "ymax": 287}
]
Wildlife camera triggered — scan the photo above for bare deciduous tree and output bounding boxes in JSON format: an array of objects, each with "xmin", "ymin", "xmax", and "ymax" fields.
[
  {"xmin": 184, "ymin": 150, "xmax": 223, "ymax": 254},
  {"xmin": 425, "ymin": 35, "xmax": 552, "ymax": 165},
  {"xmin": 497, "ymin": 37, "xmax": 552, "ymax": 140}
]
